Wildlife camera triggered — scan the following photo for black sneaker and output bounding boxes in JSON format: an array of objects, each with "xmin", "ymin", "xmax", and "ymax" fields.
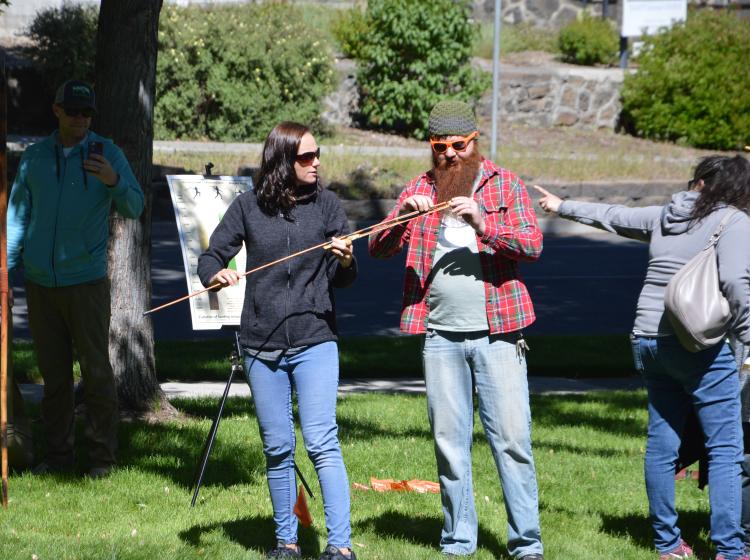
[
  {"xmin": 319, "ymin": 544, "xmax": 357, "ymax": 560},
  {"xmin": 519, "ymin": 555, "xmax": 544, "ymax": 560},
  {"xmin": 267, "ymin": 544, "xmax": 301, "ymax": 558}
]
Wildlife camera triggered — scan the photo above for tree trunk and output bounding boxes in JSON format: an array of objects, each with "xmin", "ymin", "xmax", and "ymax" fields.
[{"xmin": 94, "ymin": 0, "xmax": 166, "ymax": 413}]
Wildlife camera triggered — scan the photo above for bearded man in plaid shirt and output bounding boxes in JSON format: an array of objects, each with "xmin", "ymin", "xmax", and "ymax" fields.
[{"xmin": 369, "ymin": 101, "xmax": 544, "ymax": 560}]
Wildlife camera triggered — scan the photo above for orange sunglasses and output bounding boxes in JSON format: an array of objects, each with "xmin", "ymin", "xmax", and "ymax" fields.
[{"xmin": 430, "ymin": 131, "xmax": 479, "ymax": 154}]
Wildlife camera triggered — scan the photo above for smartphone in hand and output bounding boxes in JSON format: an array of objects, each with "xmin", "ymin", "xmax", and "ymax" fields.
[{"xmin": 88, "ymin": 141, "xmax": 103, "ymax": 157}]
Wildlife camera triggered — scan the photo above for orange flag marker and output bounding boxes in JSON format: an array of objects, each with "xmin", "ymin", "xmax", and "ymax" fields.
[{"xmin": 293, "ymin": 484, "xmax": 313, "ymax": 527}]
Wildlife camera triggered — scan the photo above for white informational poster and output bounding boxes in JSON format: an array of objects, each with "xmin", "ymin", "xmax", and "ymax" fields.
[
  {"xmin": 621, "ymin": 0, "xmax": 687, "ymax": 37},
  {"xmin": 166, "ymin": 175, "xmax": 253, "ymax": 330}
]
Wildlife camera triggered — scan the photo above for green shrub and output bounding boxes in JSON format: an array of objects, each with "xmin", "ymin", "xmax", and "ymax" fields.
[
  {"xmin": 332, "ymin": 5, "xmax": 369, "ymax": 59},
  {"xmin": 558, "ymin": 12, "xmax": 618, "ymax": 66},
  {"xmin": 474, "ymin": 22, "xmax": 560, "ymax": 59},
  {"xmin": 22, "ymin": 2, "xmax": 98, "ymax": 95},
  {"xmin": 347, "ymin": 0, "xmax": 490, "ymax": 139},
  {"xmin": 156, "ymin": 4, "xmax": 336, "ymax": 142},
  {"xmin": 621, "ymin": 9, "xmax": 750, "ymax": 150}
]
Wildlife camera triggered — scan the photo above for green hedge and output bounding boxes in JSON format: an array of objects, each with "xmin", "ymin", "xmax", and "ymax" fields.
[
  {"xmin": 558, "ymin": 12, "xmax": 618, "ymax": 66},
  {"xmin": 23, "ymin": 3, "xmax": 336, "ymax": 142},
  {"xmin": 621, "ymin": 9, "xmax": 750, "ymax": 150},
  {"xmin": 336, "ymin": 0, "xmax": 489, "ymax": 139},
  {"xmin": 332, "ymin": 6, "xmax": 369, "ymax": 60},
  {"xmin": 155, "ymin": 5, "xmax": 335, "ymax": 141}
]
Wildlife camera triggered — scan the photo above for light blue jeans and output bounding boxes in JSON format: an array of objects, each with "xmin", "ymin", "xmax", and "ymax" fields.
[
  {"xmin": 245, "ymin": 341, "xmax": 352, "ymax": 549},
  {"xmin": 423, "ymin": 329, "xmax": 543, "ymax": 558},
  {"xmin": 632, "ymin": 335, "xmax": 744, "ymax": 559}
]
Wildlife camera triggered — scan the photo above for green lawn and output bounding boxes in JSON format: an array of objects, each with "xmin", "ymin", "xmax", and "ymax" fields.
[
  {"xmin": 11, "ymin": 334, "xmax": 636, "ymax": 384},
  {"xmin": 0, "ymin": 391, "xmax": 713, "ymax": 559}
]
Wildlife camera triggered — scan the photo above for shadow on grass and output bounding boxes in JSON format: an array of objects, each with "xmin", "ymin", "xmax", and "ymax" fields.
[
  {"xmin": 117, "ymin": 406, "xmax": 266, "ymax": 490},
  {"xmin": 179, "ymin": 514, "xmax": 323, "ymax": 558},
  {"xmin": 533, "ymin": 439, "xmax": 638, "ymax": 458},
  {"xmin": 171, "ymin": 395, "xmax": 256, "ymax": 420},
  {"xmin": 600, "ymin": 510, "xmax": 712, "ymax": 559},
  {"xmin": 355, "ymin": 509, "xmax": 512, "ymax": 558},
  {"xmin": 532, "ymin": 392, "xmax": 648, "ymax": 439}
]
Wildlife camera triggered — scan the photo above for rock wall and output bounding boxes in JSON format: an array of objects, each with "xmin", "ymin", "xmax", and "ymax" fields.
[
  {"xmin": 323, "ymin": 58, "xmax": 627, "ymax": 132},
  {"xmin": 474, "ymin": 0, "xmax": 591, "ymax": 27},
  {"xmin": 476, "ymin": 61, "xmax": 626, "ymax": 130}
]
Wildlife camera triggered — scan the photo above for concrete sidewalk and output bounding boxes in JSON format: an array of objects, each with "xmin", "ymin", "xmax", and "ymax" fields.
[{"xmin": 19, "ymin": 376, "xmax": 643, "ymax": 405}]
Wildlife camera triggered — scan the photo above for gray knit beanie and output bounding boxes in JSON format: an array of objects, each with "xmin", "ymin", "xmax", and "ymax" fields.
[{"xmin": 428, "ymin": 101, "xmax": 477, "ymax": 137}]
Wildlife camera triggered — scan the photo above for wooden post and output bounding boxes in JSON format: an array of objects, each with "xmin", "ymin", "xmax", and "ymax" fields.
[{"xmin": 0, "ymin": 52, "xmax": 10, "ymax": 508}]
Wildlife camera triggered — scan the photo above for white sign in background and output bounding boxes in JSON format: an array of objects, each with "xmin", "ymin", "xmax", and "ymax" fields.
[
  {"xmin": 166, "ymin": 175, "xmax": 253, "ymax": 330},
  {"xmin": 621, "ymin": 0, "xmax": 687, "ymax": 37}
]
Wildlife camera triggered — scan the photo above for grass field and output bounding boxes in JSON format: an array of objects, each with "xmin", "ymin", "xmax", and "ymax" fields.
[{"xmin": 0, "ymin": 391, "xmax": 715, "ymax": 560}]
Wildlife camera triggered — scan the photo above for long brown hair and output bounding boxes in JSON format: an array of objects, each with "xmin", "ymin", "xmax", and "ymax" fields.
[
  {"xmin": 691, "ymin": 155, "xmax": 750, "ymax": 222},
  {"xmin": 255, "ymin": 121, "xmax": 318, "ymax": 217}
]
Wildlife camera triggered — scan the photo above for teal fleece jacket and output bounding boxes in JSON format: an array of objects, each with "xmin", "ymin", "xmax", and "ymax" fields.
[{"xmin": 6, "ymin": 130, "xmax": 144, "ymax": 287}]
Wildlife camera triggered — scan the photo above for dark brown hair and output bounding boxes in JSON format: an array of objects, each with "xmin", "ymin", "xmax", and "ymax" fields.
[
  {"xmin": 255, "ymin": 121, "xmax": 318, "ymax": 217},
  {"xmin": 691, "ymin": 155, "xmax": 750, "ymax": 222}
]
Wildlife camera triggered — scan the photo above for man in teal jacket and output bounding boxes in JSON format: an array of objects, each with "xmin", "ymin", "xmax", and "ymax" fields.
[{"xmin": 6, "ymin": 80, "xmax": 144, "ymax": 477}]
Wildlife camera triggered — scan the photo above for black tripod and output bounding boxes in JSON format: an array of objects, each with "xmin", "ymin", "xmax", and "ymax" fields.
[{"xmin": 190, "ymin": 331, "xmax": 315, "ymax": 506}]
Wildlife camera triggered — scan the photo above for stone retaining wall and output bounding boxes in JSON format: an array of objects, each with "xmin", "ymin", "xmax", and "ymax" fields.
[
  {"xmin": 476, "ymin": 62, "xmax": 626, "ymax": 130},
  {"xmin": 324, "ymin": 58, "xmax": 627, "ymax": 132},
  {"xmin": 473, "ymin": 0, "xmax": 594, "ymax": 27}
]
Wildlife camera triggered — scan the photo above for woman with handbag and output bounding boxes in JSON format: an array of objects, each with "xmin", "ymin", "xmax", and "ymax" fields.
[
  {"xmin": 534, "ymin": 155, "xmax": 750, "ymax": 560},
  {"xmin": 198, "ymin": 122, "xmax": 358, "ymax": 560}
]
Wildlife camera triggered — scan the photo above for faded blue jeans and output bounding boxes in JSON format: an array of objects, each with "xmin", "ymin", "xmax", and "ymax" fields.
[
  {"xmin": 423, "ymin": 329, "xmax": 543, "ymax": 558},
  {"xmin": 632, "ymin": 335, "xmax": 744, "ymax": 559},
  {"xmin": 244, "ymin": 341, "xmax": 352, "ymax": 549}
]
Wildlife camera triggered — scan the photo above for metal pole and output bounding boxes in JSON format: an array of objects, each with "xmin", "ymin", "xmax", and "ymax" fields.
[
  {"xmin": 190, "ymin": 332, "xmax": 242, "ymax": 507},
  {"xmin": 490, "ymin": 0, "xmax": 502, "ymax": 162},
  {"xmin": 619, "ymin": 36, "xmax": 629, "ymax": 69},
  {"xmin": 0, "ymin": 52, "xmax": 10, "ymax": 509}
]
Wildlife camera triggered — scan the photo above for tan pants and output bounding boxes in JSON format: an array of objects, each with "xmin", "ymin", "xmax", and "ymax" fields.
[{"xmin": 26, "ymin": 279, "xmax": 118, "ymax": 469}]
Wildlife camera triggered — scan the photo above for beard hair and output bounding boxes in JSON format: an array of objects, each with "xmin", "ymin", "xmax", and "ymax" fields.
[{"xmin": 432, "ymin": 149, "xmax": 483, "ymax": 204}]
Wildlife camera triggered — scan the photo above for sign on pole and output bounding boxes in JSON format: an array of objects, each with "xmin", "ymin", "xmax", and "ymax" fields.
[
  {"xmin": 166, "ymin": 175, "xmax": 253, "ymax": 330},
  {"xmin": 621, "ymin": 0, "xmax": 687, "ymax": 37},
  {"xmin": 620, "ymin": 0, "xmax": 687, "ymax": 67}
]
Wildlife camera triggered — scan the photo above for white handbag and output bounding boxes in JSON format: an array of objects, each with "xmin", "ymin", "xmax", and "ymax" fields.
[{"xmin": 664, "ymin": 210, "xmax": 739, "ymax": 352}]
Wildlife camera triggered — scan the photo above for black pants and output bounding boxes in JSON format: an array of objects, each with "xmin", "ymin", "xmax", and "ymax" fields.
[{"xmin": 26, "ymin": 279, "xmax": 118, "ymax": 469}]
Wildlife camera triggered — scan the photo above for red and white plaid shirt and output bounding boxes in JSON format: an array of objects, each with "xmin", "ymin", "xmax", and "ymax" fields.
[{"xmin": 368, "ymin": 159, "xmax": 542, "ymax": 335}]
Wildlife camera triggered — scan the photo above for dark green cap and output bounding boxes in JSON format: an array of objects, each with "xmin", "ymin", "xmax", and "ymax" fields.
[{"xmin": 428, "ymin": 101, "xmax": 477, "ymax": 138}]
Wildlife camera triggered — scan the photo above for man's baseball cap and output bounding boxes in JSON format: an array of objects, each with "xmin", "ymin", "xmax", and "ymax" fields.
[{"xmin": 54, "ymin": 80, "xmax": 96, "ymax": 112}]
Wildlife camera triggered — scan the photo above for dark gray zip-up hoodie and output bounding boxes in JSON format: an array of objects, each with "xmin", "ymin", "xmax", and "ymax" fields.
[
  {"xmin": 559, "ymin": 191, "xmax": 750, "ymax": 344},
  {"xmin": 197, "ymin": 188, "xmax": 357, "ymax": 350}
]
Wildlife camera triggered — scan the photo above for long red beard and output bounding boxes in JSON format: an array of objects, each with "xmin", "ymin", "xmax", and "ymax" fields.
[{"xmin": 432, "ymin": 150, "xmax": 483, "ymax": 204}]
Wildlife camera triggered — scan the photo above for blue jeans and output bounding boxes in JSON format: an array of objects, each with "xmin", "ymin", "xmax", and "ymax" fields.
[
  {"xmin": 245, "ymin": 341, "xmax": 352, "ymax": 549},
  {"xmin": 632, "ymin": 335, "xmax": 743, "ymax": 558},
  {"xmin": 423, "ymin": 329, "xmax": 543, "ymax": 558}
]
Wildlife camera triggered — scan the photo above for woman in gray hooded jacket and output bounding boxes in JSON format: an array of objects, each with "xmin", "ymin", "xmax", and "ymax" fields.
[{"xmin": 535, "ymin": 155, "xmax": 750, "ymax": 560}]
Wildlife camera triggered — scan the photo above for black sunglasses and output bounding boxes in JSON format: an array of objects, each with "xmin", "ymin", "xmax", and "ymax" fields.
[
  {"xmin": 295, "ymin": 147, "xmax": 320, "ymax": 166},
  {"xmin": 63, "ymin": 107, "xmax": 95, "ymax": 118}
]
